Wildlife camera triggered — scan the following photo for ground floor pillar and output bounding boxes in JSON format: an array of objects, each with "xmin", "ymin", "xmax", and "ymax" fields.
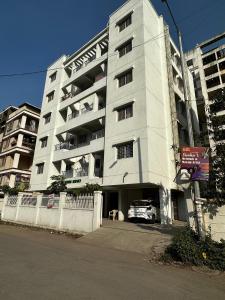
[
  {"xmin": 118, "ymin": 190, "xmax": 124, "ymax": 221},
  {"xmin": 9, "ymin": 174, "xmax": 16, "ymax": 188},
  {"xmin": 159, "ymin": 186, "xmax": 172, "ymax": 225}
]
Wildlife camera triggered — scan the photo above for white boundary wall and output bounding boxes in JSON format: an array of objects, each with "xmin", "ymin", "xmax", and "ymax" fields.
[
  {"xmin": 204, "ymin": 205, "xmax": 225, "ymax": 242},
  {"xmin": 1, "ymin": 191, "xmax": 102, "ymax": 234}
]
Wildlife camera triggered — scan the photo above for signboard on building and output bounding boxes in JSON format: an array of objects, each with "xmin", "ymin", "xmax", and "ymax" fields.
[{"xmin": 180, "ymin": 147, "xmax": 209, "ymax": 181}]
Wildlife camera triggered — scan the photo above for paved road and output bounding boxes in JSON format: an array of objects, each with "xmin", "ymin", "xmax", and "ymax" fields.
[{"xmin": 0, "ymin": 224, "xmax": 225, "ymax": 300}]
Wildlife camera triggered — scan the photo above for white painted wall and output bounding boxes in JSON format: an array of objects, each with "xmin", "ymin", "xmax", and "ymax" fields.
[
  {"xmin": 1, "ymin": 192, "xmax": 102, "ymax": 234},
  {"xmin": 204, "ymin": 206, "xmax": 225, "ymax": 242}
]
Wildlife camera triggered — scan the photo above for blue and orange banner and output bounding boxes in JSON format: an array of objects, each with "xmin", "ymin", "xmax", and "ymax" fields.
[{"xmin": 181, "ymin": 147, "xmax": 209, "ymax": 181}]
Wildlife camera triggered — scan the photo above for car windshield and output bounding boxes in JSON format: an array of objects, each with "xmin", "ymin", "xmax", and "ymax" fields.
[{"xmin": 132, "ymin": 200, "xmax": 151, "ymax": 207}]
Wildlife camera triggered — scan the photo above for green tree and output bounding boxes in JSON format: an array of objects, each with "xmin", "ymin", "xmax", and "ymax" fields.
[
  {"xmin": 47, "ymin": 175, "xmax": 67, "ymax": 194},
  {"xmin": 203, "ymin": 88, "xmax": 225, "ymax": 205}
]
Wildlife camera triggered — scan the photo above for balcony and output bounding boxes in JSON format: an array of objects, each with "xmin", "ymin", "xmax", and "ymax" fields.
[
  {"xmin": 53, "ymin": 131, "xmax": 104, "ymax": 162},
  {"xmin": 62, "ymin": 168, "xmax": 89, "ymax": 178},
  {"xmin": 63, "ymin": 52, "xmax": 108, "ymax": 88},
  {"xmin": 72, "ymin": 55, "xmax": 96, "ymax": 74},
  {"xmin": 59, "ymin": 77, "xmax": 107, "ymax": 112},
  {"xmin": 55, "ymin": 129, "xmax": 104, "ymax": 152},
  {"xmin": 67, "ymin": 104, "xmax": 94, "ymax": 121}
]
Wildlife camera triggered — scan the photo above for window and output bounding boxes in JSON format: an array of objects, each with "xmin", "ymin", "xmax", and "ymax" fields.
[
  {"xmin": 217, "ymin": 48, "xmax": 225, "ymax": 59},
  {"xmin": 36, "ymin": 163, "xmax": 44, "ymax": 174},
  {"xmin": 118, "ymin": 69, "xmax": 133, "ymax": 87},
  {"xmin": 47, "ymin": 91, "xmax": 54, "ymax": 102},
  {"xmin": 44, "ymin": 113, "xmax": 51, "ymax": 124},
  {"xmin": 118, "ymin": 14, "xmax": 132, "ymax": 32},
  {"xmin": 117, "ymin": 104, "xmax": 133, "ymax": 121},
  {"xmin": 40, "ymin": 137, "xmax": 48, "ymax": 148},
  {"xmin": 49, "ymin": 72, "xmax": 57, "ymax": 82},
  {"xmin": 187, "ymin": 59, "xmax": 193, "ymax": 67},
  {"xmin": 117, "ymin": 142, "xmax": 133, "ymax": 159},
  {"xmin": 118, "ymin": 40, "xmax": 132, "ymax": 58}
]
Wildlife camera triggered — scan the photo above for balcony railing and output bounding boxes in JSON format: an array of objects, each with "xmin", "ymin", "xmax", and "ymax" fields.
[
  {"xmin": 67, "ymin": 111, "xmax": 79, "ymax": 121},
  {"xmin": 55, "ymin": 141, "xmax": 89, "ymax": 151},
  {"xmin": 62, "ymin": 168, "xmax": 89, "ymax": 178},
  {"xmin": 22, "ymin": 141, "xmax": 35, "ymax": 149},
  {"xmin": 24, "ymin": 125, "xmax": 38, "ymax": 133},
  {"xmin": 72, "ymin": 55, "xmax": 96, "ymax": 75},
  {"xmin": 55, "ymin": 129, "xmax": 104, "ymax": 152}
]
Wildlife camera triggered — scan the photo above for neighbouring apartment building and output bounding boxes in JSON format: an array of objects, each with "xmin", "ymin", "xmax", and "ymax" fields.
[
  {"xmin": 30, "ymin": 0, "xmax": 199, "ymax": 223},
  {"xmin": 186, "ymin": 31, "xmax": 225, "ymax": 149},
  {"xmin": 0, "ymin": 103, "xmax": 40, "ymax": 188}
]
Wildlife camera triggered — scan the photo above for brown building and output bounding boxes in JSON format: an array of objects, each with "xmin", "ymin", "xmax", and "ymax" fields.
[{"xmin": 0, "ymin": 103, "xmax": 40, "ymax": 188}]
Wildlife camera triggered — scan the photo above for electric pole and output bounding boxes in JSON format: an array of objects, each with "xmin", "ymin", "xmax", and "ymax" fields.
[{"xmin": 161, "ymin": 0, "xmax": 204, "ymax": 238}]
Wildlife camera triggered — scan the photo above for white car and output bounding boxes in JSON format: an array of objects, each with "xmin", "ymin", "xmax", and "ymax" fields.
[{"xmin": 128, "ymin": 200, "xmax": 158, "ymax": 223}]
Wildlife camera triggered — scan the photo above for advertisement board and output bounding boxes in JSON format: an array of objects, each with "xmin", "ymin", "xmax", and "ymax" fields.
[{"xmin": 181, "ymin": 147, "xmax": 209, "ymax": 181}]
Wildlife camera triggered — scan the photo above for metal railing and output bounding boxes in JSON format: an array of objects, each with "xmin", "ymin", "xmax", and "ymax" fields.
[
  {"xmin": 55, "ymin": 130, "xmax": 104, "ymax": 152},
  {"xmin": 41, "ymin": 195, "xmax": 60, "ymax": 208},
  {"xmin": 21, "ymin": 195, "xmax": 37, "ymax": 206},
  {"xmin": 72, "ymin": 55, "xmax": 96, "ymax": 74},
  {"xmin": 67, "ymin": 111, "xmax": 79, "ymax": 121},
  {"xmin": 91, "ymin": 129, "xmax": 104, "ymax": 140},
  {"xmin": 62, "ymin": 167, "xmax": 89, "ymax": 178},
  {"xmin": 65, "ymin": 194, "xmax": 94, "ymax": 209},
  {"xmin": 7, "ymin": 196, "xmax": 18, "ymax": 206}
]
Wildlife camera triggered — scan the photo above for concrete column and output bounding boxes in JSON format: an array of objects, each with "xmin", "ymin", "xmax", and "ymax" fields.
[
  {"xmin": 9, "ymin": 174, "xmax": 16, "ymax": 188},
  {"xmin": 35, "ymin": 193, "xmax": 43, "ymax": 225},
  {"xmin": 103, "ymin": 192, "xmax": 109, "ymax": 218},
  {"xmin": 96, "ymin": 43, "xmax": 101, "ymax": 58},
  {"xmin": 67, "ymin": 106, "xmax": 72, "ymax": 121},
  {"xmin": 12, "ymin": 152, "xmax": 20, "ymax": 168},
  {"xmin": 184, "ymin": 187, "xmax": 195, "ymax": 229},
  {"xmin": 61, "ymin": 160, "xmax": 67, "ymax": 176},
  {"xmin": 59, "ymin": 192, "xmax": 67, "ymax": 230},
  {"xmin": 93, "ymin": 94, "xmax": 99, "ymax": 112},
  {"xmin": 118, "ymin": 190, "xmax": 124, "ymax": 221},
  {"xmin": 93, "ymin": 191, "xmax": 103, "ymax": 230},
  {"xmin": 1, "ymin": 193, "xmax": 8, "ymax": 220},
  {"xmin": 195, "ymin": 200, "xmax": 205, "ymax": 237},
  {"xmin": 17, "ymin": 134, "xmax": 24, "ymax": 147},
  {"xmin": 88, "ymin": 153, "xmax": 94, "ymax": 178},
  {"xmin": 159, "ymin": 186, "xmax": 172, "ymax": 225},
  {"xmin": 20, "ymin": 115, "xmax": 27, "ymax": 129},
  {"xmin": 15, "ymin": 192, "xmax": 23, "ymax": 221}
]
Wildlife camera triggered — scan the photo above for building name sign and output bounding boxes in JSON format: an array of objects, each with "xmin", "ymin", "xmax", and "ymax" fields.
[{"xmin": 66, "ymin": 179, "xmax": 82, "ymax": 184}]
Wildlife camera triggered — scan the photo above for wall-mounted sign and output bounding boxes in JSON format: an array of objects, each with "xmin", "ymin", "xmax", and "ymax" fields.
[
  {"xmin": 181, "ymin": 147, "xmax": 209, "ymax": 181},
  {"xmin": 66, "ymin": 179, "xmax": 82, "ymax": 184}
]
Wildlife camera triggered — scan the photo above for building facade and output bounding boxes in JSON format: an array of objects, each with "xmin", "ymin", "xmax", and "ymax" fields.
[
  {"xmin": 0, "ymin": 103, "xmax": 40, "ymax": 188},
  {"xmin": 186, "ymin": 32, "xmax": 225, "ymax": 149},
  {"xmin": 30, "ymin": 0, "xmax": 198, "ymax": 223}
]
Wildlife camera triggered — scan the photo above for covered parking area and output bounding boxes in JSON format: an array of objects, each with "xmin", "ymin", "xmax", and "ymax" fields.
[{"xmin": 102, "ymin": 184, "xmax": 188, "ymax": 224}]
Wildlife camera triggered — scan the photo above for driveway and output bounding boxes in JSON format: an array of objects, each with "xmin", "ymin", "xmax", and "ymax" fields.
[
  {"xmin": 0, "ymin": 224, "xmax": 225, "ymax": 300},
  {"xmin": 79, "ymin": 219, "xmax": 185, "ymax": 258}
]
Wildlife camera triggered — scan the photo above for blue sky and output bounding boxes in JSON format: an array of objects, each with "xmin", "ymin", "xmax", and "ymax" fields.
[{"xmin": 0, "ymin": 0, "xmax": 224, "ymax": 110}]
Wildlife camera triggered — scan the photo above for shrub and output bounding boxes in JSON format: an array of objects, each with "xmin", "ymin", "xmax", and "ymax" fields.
[{"xmin": 164, "ymin": 226, "xmax": 225, "ymax": 271}]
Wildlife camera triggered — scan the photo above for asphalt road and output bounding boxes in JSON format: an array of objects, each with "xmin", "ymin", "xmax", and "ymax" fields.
[{"xmin": 0, "ymin": 224, "xmax": 225, "ymax": 300}]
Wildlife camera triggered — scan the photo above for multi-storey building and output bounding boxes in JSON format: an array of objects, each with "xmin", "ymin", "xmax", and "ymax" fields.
[
  {"xmin": 0, "ymin": 106, "xmax": 17, "ymax": 146},
  {"xmin": 0, "ymin": 103, "xmax": 40, "ymax": 188},
  {"xmin": 186, "ymin": 32, "xmax": 225, "ymax": 148},
  {"xmin": 30, "ymin": 0, "xmax": 198, "ymax": 223}
]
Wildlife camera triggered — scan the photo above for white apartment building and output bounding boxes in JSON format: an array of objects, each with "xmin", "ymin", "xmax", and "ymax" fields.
[
  {"xmin": 30, "ymin": 0, "xmax": 198, "ymax": 223},
  {"xmin": 186, "ymin": 31, "xmax": 225, "ymax": 149}
]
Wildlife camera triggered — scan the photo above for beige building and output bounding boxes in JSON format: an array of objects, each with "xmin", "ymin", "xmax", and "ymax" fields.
[
  {"xmin": 0, "ymin": 103, "xmax": 40, "ymax": 188},
  {"xmin": 186, "ymin": 31, "xmax": 225, "ymax": 148}
]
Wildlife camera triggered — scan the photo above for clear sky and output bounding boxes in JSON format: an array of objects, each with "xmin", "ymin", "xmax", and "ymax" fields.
[{"xmin": 0, "ymin": 0, "xmax": 224, "ymax": 110}]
